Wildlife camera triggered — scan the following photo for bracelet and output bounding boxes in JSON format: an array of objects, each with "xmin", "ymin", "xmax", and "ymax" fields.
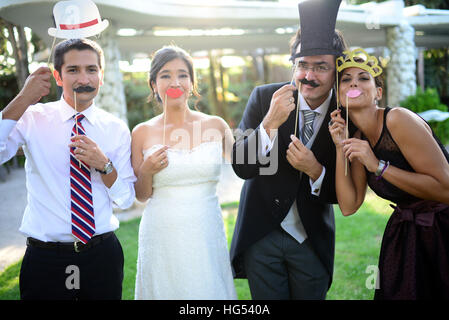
[
  {"xmin": 374, "ymin": 160, "xmax": 386, "ymax": 176},
  {"xmin": 376, "ymin": 161, "xmax": 390, "ymax": 181}
]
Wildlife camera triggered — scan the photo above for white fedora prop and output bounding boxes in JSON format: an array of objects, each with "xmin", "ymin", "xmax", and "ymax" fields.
[{"xmin": 48, "ymin": 0, "xmax": 109, "ymax": 39}]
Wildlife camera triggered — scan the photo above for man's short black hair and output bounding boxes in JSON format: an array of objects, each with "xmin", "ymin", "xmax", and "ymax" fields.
[{"xmin": 53, "ymin": 38, "xmax": 104, "ymax": 74}]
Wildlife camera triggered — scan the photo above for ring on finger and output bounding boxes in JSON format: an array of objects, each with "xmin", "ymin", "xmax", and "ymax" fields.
[
  {"xmin": 328, "ymin": 120, "xmax": 333, "ymax": 126},
  {"xmin": 160, "ymin": 160, "xmax": 165, "ymax": 166},
  {"xmin": 289, "ymin": 97, "xmax": 294, "ymax": 103}
]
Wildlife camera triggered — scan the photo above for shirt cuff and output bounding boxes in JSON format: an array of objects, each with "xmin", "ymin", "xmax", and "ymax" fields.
[
  {"xmin": 0, "ymin": 112, "xmax": 18, "ymax": 142},
  {"xmin": 106, "ymin": 176, "xmax": 135, "ymax": 210},
  {"xmin": 310, "ymin": 166, "xmax": 326, "ymax": 196},
  {"xmin": 259, "ymin": 122, "xmax": 277, "ymax": 156}
]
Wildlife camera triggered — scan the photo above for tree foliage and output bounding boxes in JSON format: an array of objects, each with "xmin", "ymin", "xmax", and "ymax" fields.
[
  {"xmin": 400, "ymin": 87, "xmax": 449, "ymax": 144},
  {"xmin": 0, "ymin": 19, "xmax": 29, "ymax": 89},
  {"xmin": 347, "ymin": 0, "xmax": 448, "ymax": 8},
  {"xmin": 0, "ymin": 19, "xmax": 57, "ymax": 111}
]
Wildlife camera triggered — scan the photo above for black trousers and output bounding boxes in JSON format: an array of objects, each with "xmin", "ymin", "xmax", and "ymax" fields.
[
  {"xmin": 243, "ymin": 227, "xmax": 329, "ymax": 300},
  {"xmin": 19, "ymin": 233, "xmax": 124, "ymax": 300}
]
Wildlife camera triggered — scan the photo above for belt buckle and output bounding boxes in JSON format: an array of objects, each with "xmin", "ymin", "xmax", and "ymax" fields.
[{"xmin": 74, "ymin": 241, "xmax": 82, "ymax": 253}]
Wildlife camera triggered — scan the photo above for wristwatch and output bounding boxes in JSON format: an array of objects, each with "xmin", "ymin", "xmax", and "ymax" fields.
[{"xmin": 96, "ymin": 159, "xmax": 114, "ymax": 175}]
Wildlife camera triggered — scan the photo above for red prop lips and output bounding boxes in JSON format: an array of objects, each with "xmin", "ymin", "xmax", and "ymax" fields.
[{"xmin": 166, "ymin": 88, "xmax": 184, "ymax": 99}]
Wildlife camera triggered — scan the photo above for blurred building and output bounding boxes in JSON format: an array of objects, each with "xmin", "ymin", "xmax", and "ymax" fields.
[{"xmin": 1, "ymin": 0, "xmax": 449, "ymax": 117}]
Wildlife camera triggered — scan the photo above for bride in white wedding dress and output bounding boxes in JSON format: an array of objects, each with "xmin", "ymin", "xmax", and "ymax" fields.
[{"xmin": 131, "ymin": 46, "xmax": 237, "ymax": 300}]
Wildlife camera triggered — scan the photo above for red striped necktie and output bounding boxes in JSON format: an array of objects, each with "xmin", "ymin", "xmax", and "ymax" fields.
[{"xmin": 70, "ymin": 113, "xmax": 95, "ymax": 244}]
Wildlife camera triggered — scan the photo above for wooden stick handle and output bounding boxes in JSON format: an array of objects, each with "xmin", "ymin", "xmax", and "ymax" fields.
[
  {"xmin": 74, "ymin": 91, "xmax": 82, "ymax": 167},
  {"xmin": 345, "ymin": 94, "xmax": 349, "ymax": 176},
  {"xmin": 294, "ymin": 82, "xmax": 302, "ymax": 137},
  {"xmin": 290, "ymin": 61, "xmax": 298, "ymax": 86},
  {"xmin": 46, "ymin": 36, "xmax": 57, "ymax": 66},
  {"xmin": 163, "ymin": 94, "xmax": 167, "ymax": 146}
]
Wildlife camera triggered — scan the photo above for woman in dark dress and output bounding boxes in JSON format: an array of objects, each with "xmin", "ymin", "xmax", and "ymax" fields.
[{"xmin": 328, "ymin": 48, "xmax": 449, "ymax": 299}]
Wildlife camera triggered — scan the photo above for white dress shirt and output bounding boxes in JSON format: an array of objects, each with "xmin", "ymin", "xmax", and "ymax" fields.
[
  {"xmin": 259, "ymin": 89, "xmax": 333, "ymax": 244},
  {"xmin": 0, "ymin": 97, "xmax": 136, "ymax": 242}
]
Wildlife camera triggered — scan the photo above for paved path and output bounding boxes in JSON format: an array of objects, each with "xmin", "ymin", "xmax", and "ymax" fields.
[
  {"xmin": 0, "ymin": 165, "xmax": 244, "ymax": 272},
  {"xmin": 0, "ymin": 168, "xmax": 27, "ymax": 273}
]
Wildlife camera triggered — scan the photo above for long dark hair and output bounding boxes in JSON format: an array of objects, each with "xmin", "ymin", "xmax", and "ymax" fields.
[{"xmin": 148, "ymin": 45, "xmax": 200, "ymax": 109}]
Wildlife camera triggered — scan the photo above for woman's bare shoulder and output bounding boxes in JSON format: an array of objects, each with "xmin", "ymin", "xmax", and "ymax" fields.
[
  {"xmin": 132, "ymin": 115, "xmax": 163, "ymax": 135},
  {"xmin": 191, "ymin": 111, "xmax": 230, "ymax": 131},
  {"xmin": 386, "ymin": 107, "xmax": 431, "ymax": 136}
]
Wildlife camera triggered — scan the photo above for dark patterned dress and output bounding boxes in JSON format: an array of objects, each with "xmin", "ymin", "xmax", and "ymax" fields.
[{"xmin": 363, "ymin": 107, "xmax": 449, "ymax": 300}]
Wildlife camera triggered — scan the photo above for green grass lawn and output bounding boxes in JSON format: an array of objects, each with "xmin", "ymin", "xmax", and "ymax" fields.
[
  {"xmin": 326, "ymin": 191, "xmax": 392, "ymax": 300},
  {"xmin": 0, "ymin": 192, "xmax": 391, "ymax": 300}
]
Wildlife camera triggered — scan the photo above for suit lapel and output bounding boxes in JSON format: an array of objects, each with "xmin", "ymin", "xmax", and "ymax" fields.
[
  {"xmin": 280, "ymin": 89, "xmax": 300, "ymax": 146},
  {"xmin": 280, "ymin": 90, "xmax": 337, "ymax": 150}
]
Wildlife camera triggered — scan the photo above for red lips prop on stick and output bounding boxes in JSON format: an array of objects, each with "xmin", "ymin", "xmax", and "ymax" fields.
[
  {"xmin": 166, "ymin": 88, "xmax": 184, "ymax": 99},
  {"xmin": 343, "ymin": 90, "xmax": 361, "ymax": 176}
]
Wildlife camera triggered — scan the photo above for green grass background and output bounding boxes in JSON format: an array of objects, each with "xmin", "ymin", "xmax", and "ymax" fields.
[{"xmin": 0, "ymin": 192, "xmax": 392, "ymax": 300}]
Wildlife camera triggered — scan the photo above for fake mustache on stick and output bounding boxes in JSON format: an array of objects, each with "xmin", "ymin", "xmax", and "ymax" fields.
[
  {"xmin": 298, "ymin": 78, "xmax": 319, "ymax": 88},
  {"xmin": 73, "ymin": 86, "xmax": 96, "ymax": 93}
]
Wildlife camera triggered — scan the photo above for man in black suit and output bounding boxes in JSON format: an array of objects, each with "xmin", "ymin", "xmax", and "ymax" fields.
[{"xmin": 230, "ymin": 0, "xmax": 349, "ymax": 299}]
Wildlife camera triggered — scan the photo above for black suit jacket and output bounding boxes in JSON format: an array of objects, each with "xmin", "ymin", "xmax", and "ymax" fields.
[{"xmin": 230, "ymin": 82, "xmax": 346, "ymax": 289}]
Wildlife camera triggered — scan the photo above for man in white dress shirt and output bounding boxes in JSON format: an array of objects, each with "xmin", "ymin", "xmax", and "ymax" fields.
[{"xmin": 0, "ymin": 38, "xmax": 136, "ymax": 300}]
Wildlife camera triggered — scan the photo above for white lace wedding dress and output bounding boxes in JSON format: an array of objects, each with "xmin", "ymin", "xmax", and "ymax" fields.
[{"xmin": 134, "ymin": 141, "xmax": 237, "ymax": 300}]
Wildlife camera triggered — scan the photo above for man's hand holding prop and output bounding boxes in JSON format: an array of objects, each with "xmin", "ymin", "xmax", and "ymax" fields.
[
  {"xmin": 287, "ymin": 135, "xmax": 322, "ymax": 181},
  {"xmin": 47, "ymin": 0, "xmax": 108, "ymax": 165}
]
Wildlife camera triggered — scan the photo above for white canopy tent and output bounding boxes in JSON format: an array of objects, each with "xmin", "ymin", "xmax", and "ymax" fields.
[
  {"xmin": 1, "ymin": 0, "xmax": 448, "ymax": 55},
  {"xmin": 1, "ymin": 0, "xmax": 449, "ymax": 118}
]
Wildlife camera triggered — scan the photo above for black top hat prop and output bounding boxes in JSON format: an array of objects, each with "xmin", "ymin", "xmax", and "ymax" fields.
[{"xmin": 291, "ymin": 0, "xmax": 342, "ymax": 60}]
